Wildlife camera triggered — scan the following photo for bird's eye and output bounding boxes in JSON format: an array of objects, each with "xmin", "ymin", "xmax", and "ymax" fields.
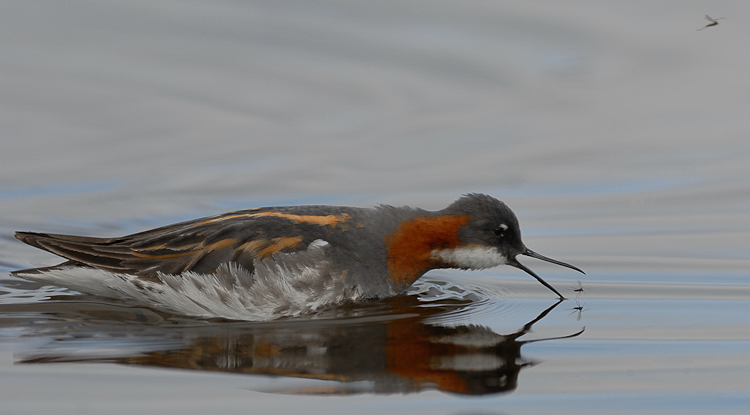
[{"xmin": 492, "ymin": 226, "xmax": 505, "ymax": 238}]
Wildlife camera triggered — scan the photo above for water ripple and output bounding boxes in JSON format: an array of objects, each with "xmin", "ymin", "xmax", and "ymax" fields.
[
  {"xmin": 3, "ymin": 272, "xmax": 529, "ymax": 325},
  {"xmin": 409, "ymin": 276, "xmax": 523, "ymax": 324}
]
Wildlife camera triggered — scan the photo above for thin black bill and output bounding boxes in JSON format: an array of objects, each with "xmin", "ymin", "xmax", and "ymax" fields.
[{"xmin": 509, "ymin": 249, "xmax": 585, "ymax": 299}]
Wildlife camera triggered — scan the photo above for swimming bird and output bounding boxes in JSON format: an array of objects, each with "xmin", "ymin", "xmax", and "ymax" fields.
[
  {"xmin": 12, "ymin": 194, "xmax": 584, "ymax": 319},
  {"xmin": 697, "ymin": 15, "xmax": 726, "ymax": 30}
]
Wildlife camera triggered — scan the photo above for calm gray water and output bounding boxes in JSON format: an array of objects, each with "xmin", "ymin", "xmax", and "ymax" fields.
[{"xmin": 2, "ymin": 1, "xmax": 750, "ymax": 414}]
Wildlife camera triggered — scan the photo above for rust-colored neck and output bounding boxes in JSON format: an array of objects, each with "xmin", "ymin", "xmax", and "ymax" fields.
[{"xmin": 384, "ymin": 215, "xmax": 470, "ymax": 288}]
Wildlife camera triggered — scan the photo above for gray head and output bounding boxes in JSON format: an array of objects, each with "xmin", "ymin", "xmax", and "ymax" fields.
[{"xmin": 438, "ymin": 194, "xmax": 584, "ymax": 299}]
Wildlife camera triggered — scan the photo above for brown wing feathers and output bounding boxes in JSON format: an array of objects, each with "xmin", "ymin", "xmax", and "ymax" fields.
[
  {"xmin": 15, "ymin": 231, "xmax": 156, "ymax": 274},
  {"xmin": 14, "ymin": 208, "xmax": 352, "ymax": 277},
  {"xmin": 13, "ymin": 228, "xmax": 254, "ymax": 277},
  {"xmin": 14, "ymin": 219, "xmax": 314, "ymax": 278}
]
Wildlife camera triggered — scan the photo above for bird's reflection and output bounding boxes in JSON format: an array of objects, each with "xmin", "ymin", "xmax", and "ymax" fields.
[{"xmin": 18, "ymin": 297, "xmax": 582, "ymax": 395}]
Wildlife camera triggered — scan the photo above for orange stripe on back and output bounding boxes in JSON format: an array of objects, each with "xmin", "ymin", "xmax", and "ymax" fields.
[
  {"xmin": 194, "ymin": 212, "xmax": 351, "ymax": 227},
  {"xmin": 131, "ymin": 238, "xmax": 238, "ymax": 259},
  {"xmin": 384, "ymin": 215, "xmax": 470, "ymax": 287},
  {"xmin": 256, "ymin": 236, "xmax": 303, "ymax": 258}
]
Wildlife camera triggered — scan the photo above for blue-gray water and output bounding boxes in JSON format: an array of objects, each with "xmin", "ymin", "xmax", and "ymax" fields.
[{"xmin": 2, "ymin": 1, "xmax": 750, "ymax": 414}]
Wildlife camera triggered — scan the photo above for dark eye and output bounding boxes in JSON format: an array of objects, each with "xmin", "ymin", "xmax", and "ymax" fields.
[{"xmin": 492, "ymin": 226, "xmax": 505, "ymax": 238}]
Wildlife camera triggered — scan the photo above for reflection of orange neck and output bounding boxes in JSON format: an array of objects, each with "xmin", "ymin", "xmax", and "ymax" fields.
[
  {"xmin": 384, "ymin": 215, "xmax": 471, "ymax": 288},
  {"xmin": 383, "ymin": 318, "xmax": 471, "ymax": 394}
]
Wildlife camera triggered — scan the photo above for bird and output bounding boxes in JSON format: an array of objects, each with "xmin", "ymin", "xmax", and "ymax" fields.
[
  {"xmin": 12, "ymin": 194, "xmax": 584, "ymax": 319},
  {"xmin": 697, "ymin": 15, "xmax": 726, "ymax": 30}
]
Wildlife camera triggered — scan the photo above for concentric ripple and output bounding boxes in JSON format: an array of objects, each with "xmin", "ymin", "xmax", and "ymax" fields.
[{"xmin": 408, "ymin": 274, "xmax": 525, "ymax": 324}]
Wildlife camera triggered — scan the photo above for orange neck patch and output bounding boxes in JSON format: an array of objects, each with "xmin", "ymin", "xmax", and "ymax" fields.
[{"xmin": 385, "ymin": 215, "xmax": 470, "ymax": 288}]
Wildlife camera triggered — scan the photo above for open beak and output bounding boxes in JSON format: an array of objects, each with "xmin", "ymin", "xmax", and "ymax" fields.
[{"xmin": 509, "ymin": 248, "xmax": 585, "ymax": 299}]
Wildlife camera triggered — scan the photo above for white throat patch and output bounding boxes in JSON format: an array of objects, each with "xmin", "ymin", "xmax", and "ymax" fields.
[{"xmin": 430, "ymin": 246, "xmax": 508, "ymax": 270}]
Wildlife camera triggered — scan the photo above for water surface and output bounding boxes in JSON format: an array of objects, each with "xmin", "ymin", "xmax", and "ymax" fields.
[{"xmin": 2, "ymin": 1, "xmax": 750, "ymax": 414}]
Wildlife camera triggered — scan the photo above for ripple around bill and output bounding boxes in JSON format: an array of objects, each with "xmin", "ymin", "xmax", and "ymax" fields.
[{"xmin": 408, "ymin": 275, "xmax": 525, "ymax": 324}]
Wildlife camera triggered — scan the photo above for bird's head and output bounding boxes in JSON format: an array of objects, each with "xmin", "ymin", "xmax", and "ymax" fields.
[{"xmin": 432, "ymin": 194, "xmax": 584, "ymax": 298}]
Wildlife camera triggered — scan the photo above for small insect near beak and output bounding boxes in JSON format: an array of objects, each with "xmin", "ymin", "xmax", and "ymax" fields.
[{"xmin": 509, "ymin": 248, "xmax": 585, "ymax": 299}]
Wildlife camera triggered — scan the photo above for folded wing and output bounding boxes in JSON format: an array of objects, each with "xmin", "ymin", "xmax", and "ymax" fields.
[{"xmin": 13, "ymin": 211, "xmax": 331, "ymax": 278}]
